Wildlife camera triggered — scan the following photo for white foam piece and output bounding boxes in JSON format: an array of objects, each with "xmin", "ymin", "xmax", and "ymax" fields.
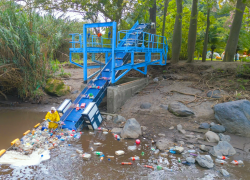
[{"xmin": 0, "ymin": 148, "xmax": 50, "ymax": 166}]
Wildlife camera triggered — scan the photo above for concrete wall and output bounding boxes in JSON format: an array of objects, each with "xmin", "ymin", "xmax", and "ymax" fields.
[{"xmin": 107, "ymin": 78, "xmax": 149, "ymax": 113}]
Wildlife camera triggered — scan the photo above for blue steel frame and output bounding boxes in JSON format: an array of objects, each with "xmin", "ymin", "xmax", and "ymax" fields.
[{"xmin": 69, "ymin": 21, "xmax": 168, "ymax": 84}]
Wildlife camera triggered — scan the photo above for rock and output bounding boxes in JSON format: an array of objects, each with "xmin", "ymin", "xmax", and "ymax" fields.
[
  {"xmin": 111, "ymin": 128, "xmax": 123, "ymax": 134},
  {"xmin": 178, "ymin": 141, "xmax": 185, "ymax": 145},
  {"xmin": 207, "ymin": 89, "xmax": 227, "ymax": 98},
  {"xmin": 44, "ymin": 78, "xmax": 70, "ymax": 96},
  {"xmin": 220, "ymin": 169, "xmax": 230, "ymax": 177},
  {"xmin": 186, "ymin": 157, "xmax": 195, "ymax": 164},
  {"xmin": 169, "ymin": 126, "xmax": 174, "ymax": 130},
  {"xmin": 121, "ymin": 118, "xmax": 142, "ymax": 139},
  {"xmin": 218, "ymin": 133, "xmax": 231, "ymax": 142},
  {"xmin": 71, "ymin": 90, "xmax": 78, "ymax": 94},
  {"xmin": 214, "ymin": 100, "xmax": 250, "ymax": 137},
  {"xmin": 210, "ymin": 125, "xmax": 225, "ymax": 133},
  {"xmin": 160, "ymin": 104, "xmax": 168, "ymax": 110},
  {"xmin": 196, "ymin": 155, "xmax": 214, "ymax": 169},
  {"xmin": 185, "ymin": 135, "xmax": 195, "ymax": 138},
  {"xmin": 128, "ymin": 145, "xmax": 137, "ymax": 151},
  {"xmin": 177, "ymin": 124, "xmax": 182, "ymax": 131},
  {"xmin": 200, "ymin": 145, "xmax": 209, "ymax": 152},
  {"xmin": 141, "ymin": 126, "xmax": 147, "ymax": 131},
  {"xmin": 168, "ymin": 102, "xmax": 194, "ymax": 117},
  {"xmin": 204, "ymin": 131, "xmax": 220, "ymax": 143},
  {"xmin": 156, "ymin": 138, "xmax": 174, "ymax": 151},
  {"xmin": 199, "ymin": 123, "xmax": 210, "ymax": 129},
  {"xmin": 210, "ymin": 122, "xmax": 216, "ymax": 126},
  {"xmin": 114, "ymin": 115, "xmax": 126, "ymax": 124},
  {"xmin": 196, "ymin": 135, "xmax": 204, "ymax": 140},
  {"xmin": 107, "ymin": 115, "xmax": 112, "ymax": 121},
  {"xmin": 209, "ymin": 141, "xmax": 236, "ymax": 156},
  {"xmin": 187, "ymin": 145, "xmax": 194, "ymax": 149},
  {"xmin": 140, "ymin": 102, "xmax": 152, "ymax": 109},
  {"xmin": 158, "ymin": 133, "xmax": 165, "ymax": 137},
  {"xmin": 179, "ymin": 129, "xmax": 186, "ymax": 134}
]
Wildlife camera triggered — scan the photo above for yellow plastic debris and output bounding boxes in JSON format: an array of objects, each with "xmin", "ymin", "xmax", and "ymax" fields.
[
  {"xmin": 0, "ymin": 149, "xmax": 6, "ymax": 157},
  {"xmin": 11, "ymin": 139, "xmax": 19, "ymax": 146},
  {"xmin": 23, "ymin": 130, "xmax": 30, "ymax": 136},
  {"xmin": 34, "ymin": 123, "xmax": 40, "ymax": 128}
]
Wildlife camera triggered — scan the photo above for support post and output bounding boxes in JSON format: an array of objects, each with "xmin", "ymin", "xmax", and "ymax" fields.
[
  {"xmin": 83, "ymin": 24, "xmax": 87, "ymax": 84},
  {"xmin": 131, "ymin": 51, "xmax": 134, "ymax": 65},
  {"xmin": 111, "ymin": 22, "xmax": 117, "ymax": 84},
  {"xmin": 105, "ymin": 52, "xmax": 108, "ymax": 64}
]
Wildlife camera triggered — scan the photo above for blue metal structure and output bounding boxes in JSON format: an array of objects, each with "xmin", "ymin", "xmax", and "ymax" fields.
[{"xmin": 60, "ymin": 21, "xmax": 168, "ymax": 130}]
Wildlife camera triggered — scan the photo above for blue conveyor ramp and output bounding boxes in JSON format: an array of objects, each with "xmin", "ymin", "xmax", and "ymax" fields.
[{"xmin": 59, "ymin": 21, "xmax": 168, "ymax": 130}]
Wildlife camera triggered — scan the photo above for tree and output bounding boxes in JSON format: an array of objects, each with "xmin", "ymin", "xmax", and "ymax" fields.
[
  {"xmin": 149, "ymin": 0, "xmax": 157, "ymax": 35},
  {"xmin": 223, "ymin": 0, "xmax": 246, "ymax": 62},
  {"xmin": 202, "ymin": 1, "xmax": 211, "ymax": 62},
  {"xmin": 161, "ymin": 0, "xmax": 169, "ymax": 44},
  {"xmin": 187, "ymin": 0, "xmax": 198, "ymax": 63},
  {"xmin": 171, "ymin": 0, "xmax": 183, "ymax": 63}
]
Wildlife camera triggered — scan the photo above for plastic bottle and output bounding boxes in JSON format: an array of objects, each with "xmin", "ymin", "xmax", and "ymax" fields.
[
  {"xmin": 76, "ymin": 104, "xmax": 80, "ymax": 111},
  {"xmin": 217, "ymin": 156, "xmax": 229, "ymax": 160},
  {"xmin": 215, "ymin": 159, "xmax": 227, "ymax": 164},
  {"xmin": 100, "ymin": 154, "xmax": 104, "ymax": 161},
  {"xmin": 121, "ymin": 162, "xmax": 132, "ymax": 165},
  {"xmin": 163, "ymin": 167, "xmax": 174, "ymax": 172},
  {"xmin": 178, "ymin": 157, "xmax": 181, "ymax": 163},
  {"xmin": 144, "ymin": 165, "xmax": 154, "ymax": 169},
  {"xmin": 107, "ymin": 155, "xmax": 114, "ymax": 158},
  {"xmin": 115, "ymin": 150, "xmax": 125, "ymax": 155},
  {"xmin": 103, "ymin": 132, "xmax": 108, "ymax": 134},
  {"xmin": 76, "ymin": 149, "xmax": 83, "ymax": 154},
  {"xmin": 157, "ymin": 165, "xmax": 163, "ymax": 170},
  {"xmin": 154, "ymin": 149, "xmax": 160, "ymax": 155},
  {"xmin": 94, "ymin": 151, "xmax": 103, "ymax": 156},
  {"xmin": 130, "ymin": 157, "xmax": 140, "ymax": 161},
  {"xmin": 90, "ymin": 147, "xmax": 94, "ymax": 151},
  {"xmin": 169, "ymin": 150, "xmax": 176, "ymax": 154},
  {"xmin": 141, "ymin": 151, "xmax": 145, "ymax": 156},
  {"xmin": 94, "ymin": 142, "xmax": 102, "ymax": 146},
  {"xmin": 81, "ymin": 153, "xmax": 91, "ymax": 160},
  {"xmin": 98, "ymin": 127, "xmax": 108, "ymax": 132},
  {"xmin": 187, "ymin": 150, "xmax": 196, "ymax": 153},
  {"xmin": 231, "ymin": 160, "xmax": 244, "ymax": 165}
]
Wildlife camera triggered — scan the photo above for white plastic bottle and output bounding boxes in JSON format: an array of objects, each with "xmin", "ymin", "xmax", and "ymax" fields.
[
  {"xmin": 130, "ymin": 156, "xmax": 140, "ymax": 161},
  {"xmin": 93, "ymin": 151, "xmax": 103, "ymax": 156},
  {"xmin": 115, "ymin": 150, "xmax": 125, "ymax": 155},
  {"xmin": 94, "ymin": 142, "xmax": 102, "ymax": 146},
  {"xmin": 215, "ymin": 159, "xmax": 227, "ymax": 164},
  {"xmin": 76, "ymin": 149, "xmax": 83, "ymax": 154},
  {"xmin": 231, "ymin": 160, "xmax": 244, "ymax": 165},
  {"xmin": 217, "ymin": 156, "xmax": 229, "ymax": 160}
]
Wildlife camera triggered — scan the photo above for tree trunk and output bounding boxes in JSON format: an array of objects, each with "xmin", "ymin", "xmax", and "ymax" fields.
[
  {"xmin": 171, "ymin": 0, "xmax": 182, "ymax": 64},
  {"xmin": 202, "ymin": 7, "xmax": 210, "ymax": 62},
  {"xmin": 187, "ymin": 0, "xmax": 198, "ymax": 63},
  {"xmin": 224, "ymin": 0, "xmax": 246, "ymax": 62},
  {"xmin": 161, "ymin": 0, "xmax": 169, "ymax": 46},
  {"xmin": 149, "ymin": 0, "xmax": 157, "ymax": 35}
]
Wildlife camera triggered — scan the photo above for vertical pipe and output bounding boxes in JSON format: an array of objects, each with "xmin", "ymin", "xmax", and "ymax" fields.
[
  {"xmin": 105, "ymin": 52, "xmax": 108, "ymax": 64},
  {"xmin": 111, "ymin": 22, "xmax": 117, "ymax": 84},
  {"xmin": 83, "ymin": 24, "xmax": 87, "ymax": 84},
  {"xmin": 131, "ymin": 51, "xmax": 134, "ymax": 65}
]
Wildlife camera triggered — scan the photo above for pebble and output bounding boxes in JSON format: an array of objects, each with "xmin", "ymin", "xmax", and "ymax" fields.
[
  {"xmin": 187, "ymin": 145, "xmax": 194, "ymax": 149},
  {"xmin": 107, "ymin": 115, "xmax": 112, "ymax": 121},
  {"xmin": 158, "ymin": 133, "xmax": 165, "ymax": 137},
  {"xmin": 185, "ymin": 135, "xmax": 195, "ymax": 138},
  {"xmin": 169, "ymin": 126, "xmax": 174, "ymax": 130}
]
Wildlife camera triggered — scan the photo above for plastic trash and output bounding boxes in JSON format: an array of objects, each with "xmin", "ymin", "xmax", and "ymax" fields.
[
  {"xmin": 182, "ymin": 161, "xmax": 191, "ymax": 166},
  {"xmin": 217, "ymin": 156, "xmax": 229, "ymax": 160},
  {"xmin": 130, "ymin": 156, "xmax": 140, "ymax": 161},
  {"xmin": 97, "ymin": 127, "xmax": 108, "ymax": 132},
  {"xmin": 81, "ymin": 153, "xmax": 91, "ymax": 160},
  {"xmin": 135, "ymin": 139, "xmax": 140, "ymax": 145},
  {"xmin": 154, "ymin": 149, "xmax": 160, "ymax": 155},
  {"xmin": 178, "ymin": 157, "xmax": 181, "ymax": 163},
  {"xmin": 76, "ymin": 149, "xmax": 83, "ymax": 154},
  {"xmin": 144, "ymin": 165, "xmax": 154, "ymax": 169},
  {"xmin": 215, "ymin": 159, "xmax": 227, "ymax": 164},
  {"xmin": 76, "ymin": 104, "xmax": 80, "ymax": 111},
  {"xmin": 169, "ymin": 150, "xmax": 176, "ymax": 154},
  {"xmin": 187, "ymin": 150, "xmax": 195, "ymax": 153},
  {"xmin": 141, "ymin": 151, "xmax": 145, "ymax": 156},
  {"xmin": 121, "ymin": 162, "xmax": 132, "ymax": 165},
  {"xmin": 115, "ymin": 150, "xmax": 125, "ymax": 156},
  {"xmin": 94, "ymin": 143, "xmax": 102, "ymax": 146},
  {"xmin": 100, "ymin": 154, "xmax": 104, "ymax": 161},
  {"xmin": 151, "ymin": 147, "xmax": 155, "ymax": 151},
  {"xmin": 103, "ymin": 132, "xmax": 108, "ymax": 134},
  {"xmin": 94, "ymin": 151, "xmax": 103, "ymax": 156},
  {"xmin": 80, "ymin": 103, "xmax": 86, "ymax": 109},
  {"xmin": 160, "ymin": 153, "xmax": 168, "ymax": 157},
  {"xmin": 107, "ymin": 155, "xmax": 114, "ymax": 158},
  {"xmin": 128, "ymin": 146, "xmax": 137, "ymax": 151},
  {"xmin": 89, "ymin": 132, "xmax": 95, "ymax": 135},
  {"xmin": 231, "ymin": 160, "xmax": 244, "ymax": 165}
]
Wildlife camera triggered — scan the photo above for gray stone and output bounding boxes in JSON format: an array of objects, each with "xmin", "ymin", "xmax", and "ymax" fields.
[
  {"xmin": 156, "ymin": 138, "xmax": 174, "ymax": 151},
  {"xmin": 179, "ymin": 129, "xmax": 186, "ymax": 134},
  {"xmin": 177, "ymin": 124, "xmax": 182, "ymax": 131},
  {"xmin": 160, "ymin": 104, "xmax": 168, "ymax": 110},
  {"xmin": 169, "ymin": 126, "xmax": 174, "ymax": 130},
  {"xmin": 185, "ymin": 135, "xmax": 195, "ymax": 138},
  {"xmin": 111, "ymin": 128, "xmax": 123, "ymax": 134},
  {"xmin": 114, "ymin": 115, "xmax": 126, "ymax": 124},
  {"xmin": 178, "ymin": 141, "xmax": 185, "ymax": 145},
  {"xmin": 187, "ymin": 145, "xmax": 194, "ymax": 149},
  {"xmin": 210, "ymin": 125, "xmax": 225, "ymax": 133},
  {"xmin": 207, "ymin": 89, "xmax": 227, "ymax": 98},
  {"xmin": 214, "ymin": 100, "xmax": 250, "ymax": 137},
  {"xmin": 141, "ymin": 126, "xmax": 147, "ymax": 131},
  {"xmin": 140, "ymin": 102, "xmax": 152, "ymax": 109},
  {"xmin": 204, "ymin": 131, "xmax": 220, "ymax": 143},
  {"xmin": 107, "ymin": 115, "xmax": 113, "ymax": 121},
  {"xmin": 220, "ymin": 169, "xmax": 230, "ymax": 177},
  {"xmin": 121, "ymin": 118, "xmax": 142, "ymax": 139},
  {"xmin": 158, "ymin": 133, "xmax": 166, "ymax": 137},
  {"xmin": 218, "ymin": 133, "xmax": 231, "ymax": 142},
  {"xmin": 199, "ymin": 123, "xmax": 210, "ymax": 129},
  {"xmin": 71, "ymin": 90, "xmax": 79, "ymax": 94},
  {"xmin": 196, "ymin": 155, "xmax": 214, "ymax": 169},
  {"xmin": 210, "ymin": 122, "xmax": 216, "ymax": 126},
  {"xmin": 200, "ymin": 145, "xmax": 209, "ymax": 152},
  {"xmin": 186, "ymin": 157, "xmax": 195, "ymax": 164},
  {"xmin": 168, "ymin": 102, "xmax": 195, "ymax": 117},
  {"xmin": 209, "ymin": 141, "xmax": 236, "ymax": 157}
]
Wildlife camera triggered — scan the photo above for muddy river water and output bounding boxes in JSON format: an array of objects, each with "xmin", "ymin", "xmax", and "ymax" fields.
[{"xmin": 0, "ymin": 108, "xmax": 250, "ymax": 179}]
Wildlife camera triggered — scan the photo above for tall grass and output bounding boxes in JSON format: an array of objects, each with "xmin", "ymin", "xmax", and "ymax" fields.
[{"xmin": 0, "ymin": 1, "xmax": 76, "ymax": 100}]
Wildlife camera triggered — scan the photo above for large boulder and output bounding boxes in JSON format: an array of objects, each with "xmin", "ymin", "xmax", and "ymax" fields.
[
  {"xmin": 204, "ymin": 131, "xmax": 220, "ymax": 143},
  {"xmin": 214, "ymin": 100, "xmax": 250, "ymax": 137},
  {"xmin": 121, "ymin": 118, "xmax": 141, "ymax": 139},
  {"xmin": 209, "ymin": 141, "xmax": 236, "ymax": 157},
  {"xmin": 168, "ymin": 102, "xmax": 194, "ymax": 117},
  {"xmin": 45, "ymin": 78, "xmax": 70, "ymax": 96},
  {"xmin": 156, "ymin": 138, "xmax": 174, "ymax": 151},
  {"xmin": 196, "ymin": 155, "xmax": 214, "ymax": 169}
]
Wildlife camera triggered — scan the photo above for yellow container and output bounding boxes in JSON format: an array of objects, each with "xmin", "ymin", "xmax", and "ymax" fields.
[
  {"xmin": 11, "ymin": 139, "xmax": 19, "ymax": 146},
  {"xmin": 34, "ymin": 123, "xmax": 40, "ymax": 128},
  {"xmin": 23, "ymin": 130, "xmax": 30, "ymax": 136},
  {"xmin": 0, "ymin": 149, "xmax": 6, "ymax": 157}
]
